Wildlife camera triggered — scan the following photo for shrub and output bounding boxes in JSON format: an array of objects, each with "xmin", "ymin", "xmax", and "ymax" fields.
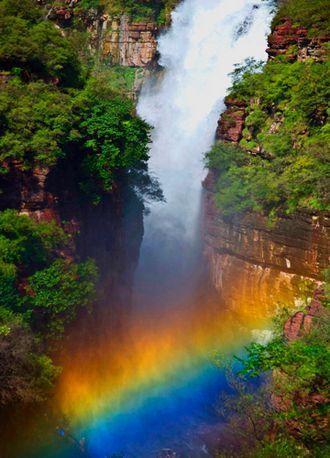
[
  {"xmin": 0, "ymin": 0, "xmax": 82, "ymax": 86},
  {"xmin": 0, "ymin": 80, "xmax": 75, "ymax": 171},
  {"xmin": 27, "ymin": 259, "xmax": 97, "ymax": 338},
  {"xmin": 0, "ymin": 210, "xmax": 97, "ymax": 339},
  {"xmin": 273, "ymin": 0, "xmax": 330, "ymax": 37},
  {"xmin": 102, "ymin": 0, "xmax": 179, "ymax": 23},
  {"xmin": 0, "ymin": 210, "xmax": 68, "ymax": 271},
  {"xmin": 207, "ymin": 59, "xmax": 330, "ymax": 218},
  {"xmin": 73, "ymin": 76, "xmax": 151, "ymax": 200}
]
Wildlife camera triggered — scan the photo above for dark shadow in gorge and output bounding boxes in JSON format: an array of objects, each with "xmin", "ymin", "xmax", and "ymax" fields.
[{"xmin": 0, "ymin": 153, "xmax": 163, "ymax": 458}]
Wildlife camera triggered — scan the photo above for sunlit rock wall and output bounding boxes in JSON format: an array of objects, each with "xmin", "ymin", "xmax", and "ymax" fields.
[
  {"xmin": 203, "ymin": 176, "xmax": 329, "ymax": 312},
  {"xmin": 203, "ymin": 18, "xmax": 330, "ymax": 312},
  {"xmin": 94, "ymin": 15, "xmax": 158, "ymax": 67}
]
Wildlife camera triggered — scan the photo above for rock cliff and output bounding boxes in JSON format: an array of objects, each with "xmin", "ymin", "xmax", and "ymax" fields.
[
  {"xmin": 267, "ymin": 18, "xmax": 329, "ymax": 62},
  {"xmin": 0, "ymin": 1, "xmax": 152, "ymax": 318},
  {"xmin": 43, "ymin": 1, "xmax": 159, "ymax": 68},
  {"xmin": 203, "ymin": 177, "xmax": 329, "ymax": 312},
  {"xmin": 203, "ymin": 18, "xmax": 330, "ymax": 312},
  {"xmin": 93, "ymin": 15, "xmax": 158, "ymax": 67}
]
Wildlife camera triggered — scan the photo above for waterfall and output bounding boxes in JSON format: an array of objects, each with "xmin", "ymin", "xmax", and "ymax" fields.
[
  {"xmin": 134, "ymin": 0, "xmax": 272, "ymax": 306},
  {"xmin": 55, "ymin": 2, "xmax": 274, "ymax": 456}
]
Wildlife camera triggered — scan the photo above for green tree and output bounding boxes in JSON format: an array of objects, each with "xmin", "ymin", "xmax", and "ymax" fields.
[
  {"xmin": 207, "ymin": 59, "xmax": 330, "ymax": 218},
  {"xmin": 27, "ymin": 259, "xmax": 97, "ymax": 338},
  {"xmin": 73, "ymin": 77, "xmax": 151, "ymax": 199},
  {"xmin": 0, "ymin": 80, "xmax": 75, "ymax": 171},
  {"xmin": 0, "ymin": 0, "xmax": 82, "ymax": 86},
  {"xmin": 0, "ymin": 210, "xmax": 68, "ymax": 271},
  {"xmin": 0, "ymin": 210, "xmax": 97, "ymax": 339}
]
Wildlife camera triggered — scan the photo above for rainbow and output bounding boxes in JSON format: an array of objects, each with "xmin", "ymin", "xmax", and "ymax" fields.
[{"xmin": 55, "ymin": 294, "xmax": 274, "ymax": 456}]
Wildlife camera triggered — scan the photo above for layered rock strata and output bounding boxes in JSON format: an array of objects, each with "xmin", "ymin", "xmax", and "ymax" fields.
[
  {"xmin": 203, "ymin": 173, "xmax": 329, "ymax": 313},
  {"xmin": 42, "ymin": 1, "xmax": 159, "ymax": 68},
  {"xmin": 203, "ymin": 21, "xmax": 330, "ymax": 313},
  {"xmin": 98, "ymin": 15, "xmax": 158, "ymax": 67}
]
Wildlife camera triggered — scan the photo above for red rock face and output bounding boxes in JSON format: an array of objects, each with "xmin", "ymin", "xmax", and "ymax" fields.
[
  {"xmin": 216, "ymin": 98, "xmax": 247, "ymax": 142},
  {"xmin": 267, "ymin": 18, "xmax": 329, "ymax": 62},
  {"xmin": 203, "ymin": 180, "xmax": 330, "ymax": 312},
  {"xmin": 267, "ymin": 18, "xmax": 308, "ymax": 59},
  {"xmin": 283, "ymin": 290, "xmax": 325, "ymax": 341},
  {"xmin": 43, "ymin": 0, "xmax": 79, "ymax": 25}
]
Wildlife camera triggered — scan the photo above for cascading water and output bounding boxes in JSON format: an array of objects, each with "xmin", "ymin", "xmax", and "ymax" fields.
[
  {"xmin": 134, "ymin": 0, "xmax": 272, "ymax": 307},
  {"xmin": 52, "ymin": 1, "xmax": 274, "ymax": 457}
]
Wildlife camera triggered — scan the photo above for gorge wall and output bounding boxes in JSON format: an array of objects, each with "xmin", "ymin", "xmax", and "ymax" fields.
[
  {"xmin": 0, "ymin": 1, "xmax": 158, "ymax": 312},
  {"xmin": 203, "ymin": 16, "xmax": 330, "ymax": 313},
  {"xmin": 0, "ymin": 0, "xmax": 159, "ymax": 218}
]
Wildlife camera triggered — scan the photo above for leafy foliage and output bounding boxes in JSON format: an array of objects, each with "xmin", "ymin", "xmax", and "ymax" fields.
[
  {"xmin": 93, "ymin": 66, "xmax": 139, "ymax": 94},
  {"xmin": 0, "ymin": 79, "xmax": 75, "ymax": 170},
  {"xmin": 0, "ymin": 76, "xmax": 151, "ymax": 197},
  {"xmin": 73, "ymin": 75, "xmax": 151, "ymax": 200},
  {"xmin": 0, "ymin": 210, "xmax": 97, "ymax": 338},
  {"xmin": 0, "ymin": 210, "xmax": 97, "ymax": 405},
  {"xmin": 207, "ymin": 58, "xmax": 330, "ymax": 218},
  {"xmin": 0, "ymin": 1, "xmax": 151, "ymax": 200},
  {"xmin": 215, "ymin": 292, "xmax": 330, "ymax": 457},
  {"xmin": 273, "ymin": 0, "xmax": 330, "ymax": 37},
  {"xmin": 0, "ymin": 307, "xmax": 61, "ymax": 406},
  {"xmin": 0, "ymin": 0, "xmax": 82, "ymax": 86},
  {"xmin": 27, "ymin": 259, "xmax": 97, "ymax": 337},
  {"xmin": 0, "ymin": 209, "xmax": 67, "ymax": 273},
  {"xmin": 102, "ymin": 0, "xmax": 179, "ymax": 23}
]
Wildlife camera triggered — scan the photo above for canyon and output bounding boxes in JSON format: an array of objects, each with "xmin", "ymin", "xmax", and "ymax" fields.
[{"xmin": 0, "ymin": 1, "xmax": 329, "ymax": 456}]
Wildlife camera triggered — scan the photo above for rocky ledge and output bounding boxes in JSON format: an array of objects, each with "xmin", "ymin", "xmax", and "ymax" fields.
[
  {"xmin": 267, "ymin": 18, "xmax": 329, "ymax": 62},
  {"xmin": 215, "ymin": 97, "xmax": 247, "ymax": 143}
]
